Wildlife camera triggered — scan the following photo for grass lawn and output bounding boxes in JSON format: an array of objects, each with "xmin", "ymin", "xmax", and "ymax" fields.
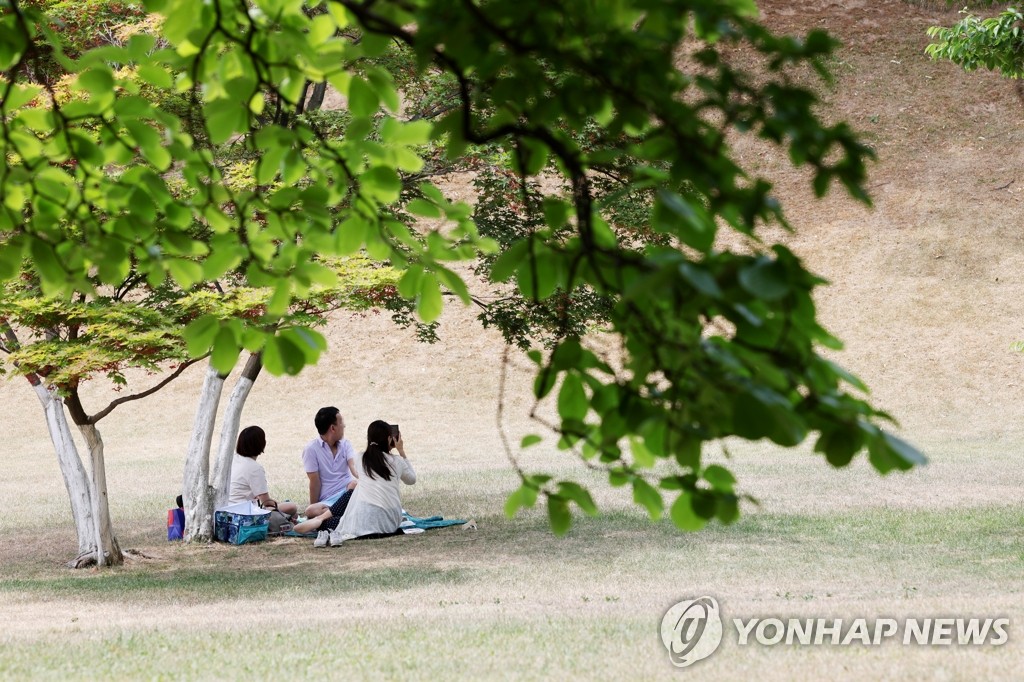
[{"xmin": 2, "ymin": 438, "xmax": 1022, "ymax": 681}]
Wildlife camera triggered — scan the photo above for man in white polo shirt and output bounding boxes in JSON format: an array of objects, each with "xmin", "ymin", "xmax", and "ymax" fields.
[{"xmin": 302, "ymin": 406, "xmax": 358, "ymax": 518}]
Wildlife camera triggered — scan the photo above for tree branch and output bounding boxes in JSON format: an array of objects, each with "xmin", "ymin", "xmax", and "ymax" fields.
[{"xmin": 89, "ymin": 356, "xmax": 207, "ymax": 424}]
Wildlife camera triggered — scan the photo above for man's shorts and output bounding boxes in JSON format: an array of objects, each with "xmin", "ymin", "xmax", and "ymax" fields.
[{"xmin": 321, "ymin": 489, "xmax": 346, "ymax": 507}]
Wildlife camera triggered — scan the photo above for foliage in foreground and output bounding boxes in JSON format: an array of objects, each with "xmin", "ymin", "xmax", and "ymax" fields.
[
  {"xmin": 0, "ymin": 0, "xmax": 925, "ymax": 540},
  {"xmin": 927, "ymin": 6, "xmax": 1024, "ymax": 78}
]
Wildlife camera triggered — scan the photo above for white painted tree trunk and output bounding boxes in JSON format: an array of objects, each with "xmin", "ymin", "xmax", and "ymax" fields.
[
  {"xmin": 210, "ymin": 354, "xmax": 263, "ymax": 509},
  {"xmin": 78, "ymin": 423, "xmax": 122, "ymax": 567},
  {"xmin": 32, "ymin": 383, "xmax": 97, "ymax": 558},
  {"xmin": 182, "ymin": 364, "xmax": 225, "ymax": 542}
]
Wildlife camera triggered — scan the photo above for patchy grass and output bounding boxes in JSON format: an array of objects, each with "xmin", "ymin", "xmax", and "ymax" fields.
[{"xmin": 1, "ymin": 504, "xmax": 1022, "ymax": 679}]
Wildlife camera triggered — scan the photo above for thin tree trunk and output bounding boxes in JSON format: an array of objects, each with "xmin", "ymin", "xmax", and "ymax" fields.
[
  {"xmin": 32, "ymin": 382, "xmax": 97, "ymax": 559},
  {"xmin": 78, "ymin": 423, "xmax": 123, "ymax": 567},
  {"xmin": 182, "ymin": 363, "xmax": 226, "ymax": 542},
  {"xmin": 296, "ymin": 80, "xmax": 311, "ymax": 115},
  {"xmin": 306, "ymin": 81, "xmax": 327, "ymax": 112},
  {"xmin": 211, "ymin": 353, "xmax": 263, "ymax": 509}
]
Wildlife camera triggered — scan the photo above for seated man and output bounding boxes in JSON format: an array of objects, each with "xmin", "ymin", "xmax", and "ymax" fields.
[{"xmin": 301, "ymin": 406, "xmax": 358, "ymax": 520}]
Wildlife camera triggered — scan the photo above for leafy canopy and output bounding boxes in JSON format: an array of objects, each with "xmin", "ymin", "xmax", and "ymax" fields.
[
  {"xmin": 927, "ymin": 7, "xmax": 1024, "ymax": 78},
  {"xmin": 0, "ymin": 0, "xmax": 925, "ymax": 534}
]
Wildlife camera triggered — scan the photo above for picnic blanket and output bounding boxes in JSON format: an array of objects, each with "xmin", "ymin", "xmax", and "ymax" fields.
[{"xmin": 283, "ymin": 511, "xmax": 467, "ymax": 538}]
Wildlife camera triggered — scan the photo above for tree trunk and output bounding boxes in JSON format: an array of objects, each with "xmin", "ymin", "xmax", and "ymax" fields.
[
  {"xmin": 182, "ymin": 363, "xmax": 226, "ymax": 542},
  {"xmin": 306, "ymin": 81, "xmax": 327, "ymax": 112},
  {"xmin": 32, "ymin": 382, "xmax": 97, "ymax": 558},
  {"xmin": 210, "ymin": 353, "xmax": 263, "ymax": 509},
  {"xmin": 78, "ymin": 423, "xmax": 123, "ymax": 567}
]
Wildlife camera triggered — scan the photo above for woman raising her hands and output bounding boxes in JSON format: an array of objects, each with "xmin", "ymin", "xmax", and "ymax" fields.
[{"xmin": 334, "ymin": 420, "xmax": 416, "ymax": 539}]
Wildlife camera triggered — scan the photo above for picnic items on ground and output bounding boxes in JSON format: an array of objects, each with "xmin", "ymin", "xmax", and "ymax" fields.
[
  {"xmin": 214, "ymin": 501, "xmax": 271, "ymax": 545},
  {"xmin": 167, "ymin": 506, "xmax": 185, "ymax": 541}
]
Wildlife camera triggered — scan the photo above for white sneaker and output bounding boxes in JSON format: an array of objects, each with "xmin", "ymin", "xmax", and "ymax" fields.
[
  {"xmin": 329, "ymin": 530, "xmax": 355, "ymax": 546},
  {"xmin": 313, "ymin": 530, "xmax": 329, "ymax": 548}
]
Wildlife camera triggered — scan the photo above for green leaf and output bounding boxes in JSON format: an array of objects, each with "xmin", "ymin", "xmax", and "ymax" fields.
[
  {"xmin": 632, "ymin": 478, "xmax": 663, "ymax": 520},
  {"xmin": 703, "ymin": 465, "xmax": 736, "ymax": 492},
  {"xmin": 137, "ymin": 63, "xmax": 173, "ymax": 89},
  {"xmin": 534, "ymin": 366, "xmax": 557, "ymax": 400},
  {"xmin": 406, "ymin": 198, "xmax": 442, "ymax": 218},
  {"xmin": 557, "ymin": 481, "xmax": 598, "ymax": 516},
  {"xmin": 519, "ymin": 138, "xmax": 549, "ymax": 175},
  {"xmin": 416, "ymin": 273, "xmax": 443, "ymax": 323},
  {"xmin": 124, "ymin": 119, "xmax": 171, "ymax": 170},
  {"xmin": 521, "ymin": 434, "xmax": 542, "ymax": 448},
  {"xmin": 557, "ymin": 373, "xmax": 588, "ymax": 421},
  {"xmin": 517, "ymin": 249, "xmax": 561, "ymax": 300},
  {"xmin": 883, "ymin": 432, "xmax": 926, "ymax": 467},
  {"xmin": 738, "ymin": 258, "xmax": 791, "ymax": 301},
  {"xmin": 266, "ymin": 279, "xmax": 291, "ymax": 317},
  {"xmin": 287, "ymin": 326, "xmax": 328, "ymax": 358},
  {"xmin": 505, "ymin": 484, "xmax": 538, "ymax": 517},
  {"xmin": 334, "ymin": 216, "xmax": 367, "ymax": 256},
  {"xmin": 547, "ymin": 495, "xmax": 572, "ymax": 536},
  {"xmin": 272, "ymin": 333, "xmax": 312, "ymax": 375},
  {"xmin": 211, "ymin": 326, "xmax": 241, "ymax": 374},
  {"xmin": 366, "ymin": 68, "xmax": 400, "ymax": 112},
  {"xmin": 0, "ymin": 237, "xmax": 24, "ymax": 280},
  {"xmin": 309, "ymin": 14, "xmax": 336, "ymax": 45},
  {"xmin": 204, "ymin": 100, "xmax": 247, "ymax": 145},
  {"xmin": 167, "ymin": 259, "xmax": 202, "ymax": 289},
  {"xmin": 670, "ymin": 492, "xmax": 708, "ymax": 531},
  {"xmin": 490, "ymin": 240, "xmax": 528, "ymax": 282},
  {"xmin": 202, "ymin": 242, "xmax": 244, "ymax": 280},
  {"xmin": 362, "ymin": 166, "xmax": 402, "ymax": 204},
  {"xmin": 77, "ymin": 67, "xmax": 115, "ymax": 107},
  {"xmin": 29, "ymin": 239, "xmax": 65, "ymax": 287},
  {"xmin": 436, "ymin": 267, "xmax": 470, "ymax": 304},
  {"xmin": 654, "ymin": 189, "xmax": 715, "ymax": 252},
  {"xmin": 550, "ymin": 338, "xmax": 582, "ymax": 371},
  {"xmin": 3, "ymin": 83, "xmax": 42, "ymax": 110},
  {"xmin": 398, "ymin": 265, "xmax": 424, "ymax": 299},
  {"xmin": 184, "ymin": 315, "xmax": 220, "ymax": 357},
  {"xmin": 814, "ymin": 425, "xmax": 864, "ymax": 468},
  {"xmin": 733, "ymin": 390, "xmax": 807, "ymax": 446},
  {"xmin": 347, "ymin": 77, "xmax": 379, "ymax": 118},
  {"xmin": 629, "ymin": 436, "xmax": 655, "ymax": 468},
  {"xmin": 381, "ymin": 118, "xmax": 432, "ymax": 145}
]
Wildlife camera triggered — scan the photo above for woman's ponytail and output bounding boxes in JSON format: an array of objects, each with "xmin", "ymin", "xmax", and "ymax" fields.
[{"xmin": 362, "ymin": 420, "xmax": 394, "ymax": 481}]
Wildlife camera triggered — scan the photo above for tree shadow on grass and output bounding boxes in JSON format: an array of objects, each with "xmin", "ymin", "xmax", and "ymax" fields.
[{"xmin": 0, "ymin": 564, "xmax": 469, "ymax": 602}]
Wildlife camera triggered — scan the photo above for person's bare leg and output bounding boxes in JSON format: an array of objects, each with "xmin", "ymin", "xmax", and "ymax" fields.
[
  {"xmin": 293, "ymin": 509, "xmax": 331, "ymax": 534},
  {"xmin": 279, "ymin": 501, "xmax": 298, "ymax": 518},
  {"xmin": 304, "ymin": 502, "xmax": 328, "ymax": 518}
]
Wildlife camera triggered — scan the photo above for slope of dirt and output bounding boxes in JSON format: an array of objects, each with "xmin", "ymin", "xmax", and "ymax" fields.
[{"xmin": 748, "ymin": 0, "xmax": 1024, "ymax": 440}]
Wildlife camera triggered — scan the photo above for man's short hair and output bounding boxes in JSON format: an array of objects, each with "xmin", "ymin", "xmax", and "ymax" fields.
[{"xmin": 315, "ymin": 406, "xmax": 340, "ymax": 435}]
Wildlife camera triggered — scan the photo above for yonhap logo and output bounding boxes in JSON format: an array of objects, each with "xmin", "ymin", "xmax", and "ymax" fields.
[
  {"xmin": 661, "ymin": 596, "xmax": 723, "ymax": 668},
  {"xmin": 658, "ymin": 597, "xmax": 1009, "ymax": 668}
]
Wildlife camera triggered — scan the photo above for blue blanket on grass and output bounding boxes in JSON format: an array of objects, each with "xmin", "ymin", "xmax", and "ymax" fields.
[{"xmin": 283, "ymin": 512, "xmax": 466, "ymax": 538}]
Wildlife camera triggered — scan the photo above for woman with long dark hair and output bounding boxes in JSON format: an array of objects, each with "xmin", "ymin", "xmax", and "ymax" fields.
[{"xmin": 315, "ymin": 419, "xmax": 415, "ymax": 545}]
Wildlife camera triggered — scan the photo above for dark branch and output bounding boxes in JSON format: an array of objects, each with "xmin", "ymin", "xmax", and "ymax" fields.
[{"xmin": 89, "ymin": 356, "xmax": 207, "ymax": 424}]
